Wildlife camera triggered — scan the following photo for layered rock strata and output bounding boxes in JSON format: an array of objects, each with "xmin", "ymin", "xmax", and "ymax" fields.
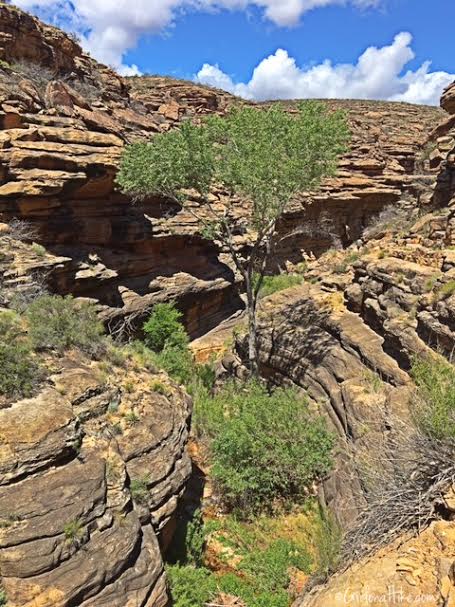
[
  {"xmin": 0, "ymin": 3, "xmax": 445, "ymax": 336},
  {"xmin": 0, "ymin": 350, "xmax": 191, "ymax": 607}
]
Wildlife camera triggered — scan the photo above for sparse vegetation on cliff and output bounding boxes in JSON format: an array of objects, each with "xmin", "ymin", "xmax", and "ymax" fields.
[
  {"xmin": 26, "ymin": 295, "xmax": 104, "ymax": 356},
  {"xmin": 0, "ymin": 310, "xmax": 42, "ymax": 398},
  {"xmin": 412, "ymin": 356, "xmax": 455, "ymax": 440}
]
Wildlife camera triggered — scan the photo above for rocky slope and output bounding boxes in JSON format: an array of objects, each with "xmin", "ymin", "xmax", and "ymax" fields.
[{"xmin": 0, "ymin": 3, "xmax": 445, "ymax": 339}]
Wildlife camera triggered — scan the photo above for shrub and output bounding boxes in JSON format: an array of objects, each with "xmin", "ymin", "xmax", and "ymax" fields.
[
  {"xmin": 411, "ymin": 357, "xmax": 455, "ymax": 440},
  {"xmin": 0, "ymin": 587, "xmax": 7, "ymax": 606},
  {"xmin": 156, "ymin": 341, "xmax": 194, "ymax": 385},
  {"xmin": 363, "ymin": 206, "xmax": 414, "ymax": 241},
  {"xmin": 26, "ymin": 295, "xmax": 104, "ymax": 357},
  {"xmin": 130, "ymin": 477, "xmax": 149, "ymax": 504},
  {"xmin": 143, "ymin": 302, "xmax": 187, "ymax": 353},
  {"xmin": 209, "ymin": 381, "xmax": 335, "ymax": 513},
  {"xmin": 437, "ymin": 280, "xmax": 455, "ymax": 300},
  {"xmin": 64, "ymin": 519, "xmax": 84, "ymax": 546},
  {"xmin": 31, "ymin": 242, "xmax": 46, "ymax": 257},
  {"xmin": 166, "ymin": 565, "xmax": 216, "ymax": 607},
  {"xmin": 239, "ymin": 538, "xmax": 311, "ymax": 593},
  {"xmin": 0, "ymin": 310, "xmax": 42, "ymax": 398},
  {"xmin": 258, "ymin": 274, "xmax": 304, "ymax": 299}
]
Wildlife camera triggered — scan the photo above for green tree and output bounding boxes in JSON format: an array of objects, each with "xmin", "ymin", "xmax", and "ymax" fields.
[{"xmin": 118, "ymin": 102, "xmax": 349, "ymax": 375}]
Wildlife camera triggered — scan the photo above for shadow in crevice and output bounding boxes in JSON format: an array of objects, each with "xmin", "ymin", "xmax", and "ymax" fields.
[{"xmin": 164, "ymin": 458, "xmax": 206, "ymax": 565}]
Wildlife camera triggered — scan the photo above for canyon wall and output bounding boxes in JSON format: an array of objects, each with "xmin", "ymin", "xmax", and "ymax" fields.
[
  {"xmin": 238, "ymin": 81, "xmax": 455, "ymax": 607},
  {"xmin": 0, "ymin": 3, "xmax": 445, "ymax": 338}
]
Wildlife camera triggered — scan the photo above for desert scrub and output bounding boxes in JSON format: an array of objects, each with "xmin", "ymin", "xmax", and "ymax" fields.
[
  {"xmin": 411, "ymin": 357, "xmax": 455, "ymax": 440},
  {"xmin": 311, "ymin": 507, "xmax": 342, "ymax": 580},
  {"xmin": 143, "ymin": 302, "xmax": 187, "ymax": 352},
  {"xmin": 130, "ymin": 477, "xmax": 149, "ymax": 504},
  {"xmin": 0, "ymin": 310, "xmax": 43, "ymax": 398},
  {"xmin": 257, "ymin": 273, "xmax": 304, "ymax": 298},
  {"xmin": 142, "ymin": 303, "xmax": 194, "ymax": 384},
  {"xmin": 201, "ymin": 381, "xmax": 334, "ymax": 514},
  {"xmin": 362, "ymin": 369, "xmax": 384, "ymax": 394},
  {"xmin": 167, "ymin": 525, "xmax": 312, "ymax": 607},
  {"xmin": 64, "ymin": 519, "xmax": 84, "ymax": 546},
  {"xmin": 26, "ymin": 295, "xmax": 104, "ymax": 357},
  {"xmin": 436, "ymin": 280, "xmax": 455, "ymax": 300},
  {"xmin": 31, "ymin": 242, "xmax": 46, "ymax": 257}
]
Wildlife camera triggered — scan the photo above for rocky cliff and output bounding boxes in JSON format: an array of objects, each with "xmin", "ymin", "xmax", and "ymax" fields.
[
  {"xmin": 0, "ymin": 231, "xmax": 193, "ymax": 606},
  {"xmin": 0, "ymin": 3, "xmax": 445, "ymax": 339},
  {"xmin": 228, "ymin": 82, "xmax": 455, "ymax": 606}
]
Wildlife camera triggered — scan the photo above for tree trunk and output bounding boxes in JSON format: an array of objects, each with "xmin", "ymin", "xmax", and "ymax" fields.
[{"xmin": 245, "ymin": 280, "xmax": 259, "ymax": 377}]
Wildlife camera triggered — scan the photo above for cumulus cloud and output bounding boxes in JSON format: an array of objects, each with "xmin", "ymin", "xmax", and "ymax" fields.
[
  {"xmin": 13, "ymin": 0, "xmax": 381, "ymax": 73},
  {"xmin": 196, "ymin": 33, "xmax": 454, "ymax": 105}
]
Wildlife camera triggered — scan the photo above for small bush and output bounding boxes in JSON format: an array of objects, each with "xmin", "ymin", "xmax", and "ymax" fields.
[
  {"xmin": 167, "ymin": 565, "xmax": 216, "ymax": 607},
  {"xmin": 363, "ymin": 206, "xmax": 414, "ymax": 241},
  {"xmin": 239, "ymin": 538, "xmax": 311, "ymax": 593},
  {"xmin": 208, "ymin": 381, "xmax": 335, "ymax": 513},
  {"xmin": 0, "ymin": 310, "xmax": 42, "ymax": 398},
  {"xmin": 437, "ymin": 280, "xmax": 455, "ymax": 300},
  {"xmin": 156, "ymin": 342, "xmax": 194, "ymax": 385},
  {"xmin": 130, "ymin": 477, "xmax": 149, "ymax": 504},
  {"xmin": 411, "ymin": 357, "xmax": 455, "ymax": 440},
  {"xmin": 26, "ymin": 295, "xmax": 104, "ymax": 357},
  {"xmin": 12, "ymin": 60, "xmax": 55, "ymax": 91},
  {"xmin": 143, "ymin": 302, "xmax": 187, "ymax": 353},
  {"xmin": 0, "ymin": 586, "xmax": 7, "ymax": 606},
  {"xmin": 31, "ymin": 242, "xmax": 46, "ymax": 257},
  {"xmin": 64, "ymin": 519, "xmax": 83, "ymax": 545},
  {"xmin": 258, "ymin": 274, "xmax": 304, "ymax": 298}
]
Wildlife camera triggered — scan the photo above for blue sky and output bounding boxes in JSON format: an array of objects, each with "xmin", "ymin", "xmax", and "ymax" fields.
[{"xmin": 14, "ymin": 0, "xmax": 455, "ymax": 105}]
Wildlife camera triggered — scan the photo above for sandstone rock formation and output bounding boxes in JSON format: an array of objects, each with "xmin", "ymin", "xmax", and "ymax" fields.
[
  {"xmin": 0, "ymin": 3, "xmax": 445, "ymax": 339},
  {"xmin": 0, "ymin": 349, "xmax": 191, "ymax": 606}
]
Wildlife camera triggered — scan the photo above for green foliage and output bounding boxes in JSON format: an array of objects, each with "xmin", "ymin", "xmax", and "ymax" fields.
[
  {"xmin": 167, "ymin": 527, "xmax": 312, "ymax": 607},
  {"xmin": 0, "ymin": 310, "xmax": 42, "ymax": 398},
  {"xmin": 64, "ymin": 519, "xmax": 83, "ymax": 544},
  {"xmin": 411, "ymin": 357, "xmax": 455, "ymax": 440},
  {"xmin": 143, "ymin": 302, "xmax": 187, "ymax": 353},
  {"xmin": 437, "ymin": 280, "xmax": 455, "ymax": 300},
  {"xmin": 118, "ymin": 102, "xmax": 349, "ymax": 232},
  {"xmin": 130, "ymin": 477, "xmax": 149, "ymax": 504},
  {"xmin": 141, "ymin": 302, "xmax": 196, "ymax": 384},
  {"xmin": 203, "ymin": 381, "xmax": 335, "ymax": 513},
  {"xmin": 166, "ymin": 565, "xmax": 216, "ymax": 607},
  {"xmin": 150, "ymin": 380, "xmax": 171, "ymax": 396},
  {"xmin": 185, "ymin": 510, "xmax": 206, "ymax": 567},
  {"xmin": 0, "ymin": 586, "xmax": 7, "ymax": 606},
  {"xmin": 312, "ymin": 507, "xmax": 342, "ymax": 579},
  {"xmin": 258, "ymin": 274, "xmax": 304, "ymax": 298},
  {"xmin": 126, "ymin": 340, "xmax": 158, "ymax": 372},
  {"xmin": 26, "ymin": 295, "xmax": 104, "ymax": 356},
  {"xmin": 156, "ymin": 341, "xmax": 194, "ymax": 385},
  {"xmin": 31, "ymin": 242, "xmax": 46, "ymax": 257},
  {"xmin": 239, "ymin": 538, "xmax": 311, "ymax": 593}
]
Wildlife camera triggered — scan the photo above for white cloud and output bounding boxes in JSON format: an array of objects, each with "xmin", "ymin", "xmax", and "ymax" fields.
[
  {"xmin": 13, "ymin": 0, "xmax": 381, "ymax": 73},
  {"xmin": 196, "ymin": 33, "xmax": 455, "ymax": 105}
]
